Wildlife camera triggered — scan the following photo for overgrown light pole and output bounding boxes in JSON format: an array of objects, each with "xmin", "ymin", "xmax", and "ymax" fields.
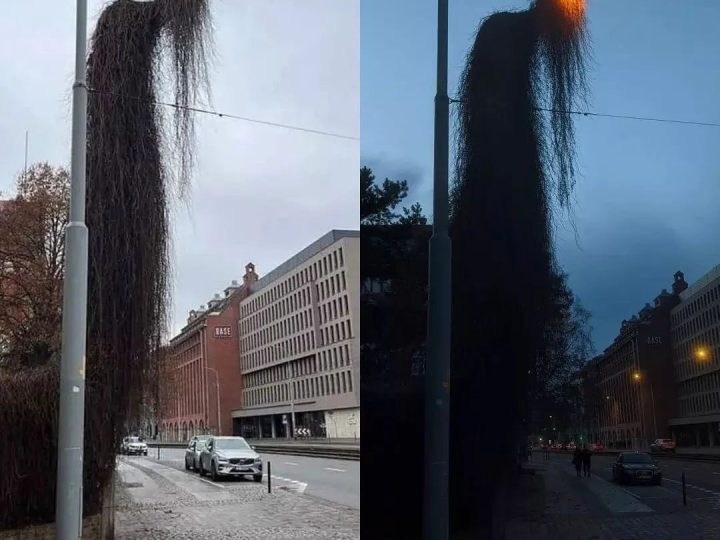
[
  {"xmin": 424, "ymin": 0, "xmax": 451, "ymax": 539},
  {"xmin": 55, "ymin": 0, "xmax": 89, "ymax": 537}
]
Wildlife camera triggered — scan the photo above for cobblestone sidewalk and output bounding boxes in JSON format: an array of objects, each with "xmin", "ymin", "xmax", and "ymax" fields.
[{"xmin": 115, "ymin": 458, "xmax": 359, "ymax": 539}]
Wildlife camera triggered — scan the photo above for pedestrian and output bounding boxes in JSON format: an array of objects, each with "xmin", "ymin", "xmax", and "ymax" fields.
[
  {"xmin": 572, "ymin": 446, "xmax": 582, "ymax": 477},
  {"xmin": 582, "ymin": 444, "xmax": 592, "ymax": 477}
]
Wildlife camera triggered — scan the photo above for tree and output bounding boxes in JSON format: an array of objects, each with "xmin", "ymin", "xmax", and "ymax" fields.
[
  {"xmin": 0, "ymin": 163, "xmax": 69, "ymax": 367},
  {"xmin": 361, "ymin": 166, "xmax": 427, "ymax": 225},
  {"xmin": 531, "ymin": 270, "xmax": 595, "ymax": 436}
]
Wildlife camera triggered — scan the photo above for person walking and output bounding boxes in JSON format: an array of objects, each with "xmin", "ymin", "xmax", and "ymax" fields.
[
  {"xmin": 572, "ymin": 446, "xmax": 583, "ymax": 477},
  {"xmin": 582, "ymin": 444, "xmax": 592, "ymax": 478}
]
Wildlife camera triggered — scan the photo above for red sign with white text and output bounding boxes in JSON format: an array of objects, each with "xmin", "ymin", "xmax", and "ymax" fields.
[{"xmin": 214, "ymin": 326, "xmax": 232, "ymax": 338}]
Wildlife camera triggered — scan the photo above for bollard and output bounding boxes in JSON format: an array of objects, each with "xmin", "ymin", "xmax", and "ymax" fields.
[
  {"xmin": 157, "ymin": 445, "xmax": 160, "ymax": 460},
  {"xmin": 682, "ymin": 471, "xmax": 687, "ymax": 506},
  {"xmin": 268, "ymin": 461, "xmax": 271, "ymax": 493}
]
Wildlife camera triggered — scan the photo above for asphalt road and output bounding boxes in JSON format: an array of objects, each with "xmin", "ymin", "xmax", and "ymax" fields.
[
  {"xmin": 145, "ymin": 447, "xmax": 360, "ymax": 509},
  {"xmin": 546, "ymin": 451, "xmax": 720, "ymax": 512}
]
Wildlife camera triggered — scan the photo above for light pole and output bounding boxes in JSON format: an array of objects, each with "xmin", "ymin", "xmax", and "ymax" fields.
[
  {"xmin": 55, "ymin": 1, "xmax": 89, "ymax": 537},
  {"xmin": 205, "ymin": 367, "xmax": 221, "ymax": 436},
  {"xmin": 425, "ymin": 0, "xmax": 451, "ymax": 539}
]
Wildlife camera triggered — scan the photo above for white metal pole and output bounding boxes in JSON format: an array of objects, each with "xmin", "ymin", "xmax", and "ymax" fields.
[{"xmin": 55, "ymin": 1, "xmax": 89, "ymax": 538}]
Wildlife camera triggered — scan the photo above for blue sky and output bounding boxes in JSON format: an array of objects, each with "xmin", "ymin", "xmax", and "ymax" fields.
[{"xmin": 361, "ymin": 0, "xmax": 720, "ymax": 352}]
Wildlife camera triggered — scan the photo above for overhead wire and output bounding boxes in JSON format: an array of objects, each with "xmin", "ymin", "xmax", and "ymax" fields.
[{"xmin": 87, "ymin": 88, "xmax": 359, "ymax": 141}]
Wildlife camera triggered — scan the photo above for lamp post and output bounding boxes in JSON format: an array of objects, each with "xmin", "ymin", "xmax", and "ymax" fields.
[
  {"xmin": 205, "ymin": 367, "xmax": 221, "ymax": 436},
  {"xmin": 55, "ymin": 1, "xmax": 89, "ymax": 537}
]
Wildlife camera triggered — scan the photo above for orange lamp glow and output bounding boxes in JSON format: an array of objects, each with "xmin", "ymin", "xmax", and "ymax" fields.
[{"xmin": 696, "ymin": 347, "xmax": 710, "ymax": 361}]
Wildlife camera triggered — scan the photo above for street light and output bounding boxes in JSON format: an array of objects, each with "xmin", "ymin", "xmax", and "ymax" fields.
[
  {"xmin": 205, "ymin": 367, "xmax": 221, "ymax": 436},
  {"xmin": 695, "ymin": 347, "xmax": 710, "ymax": 362}
]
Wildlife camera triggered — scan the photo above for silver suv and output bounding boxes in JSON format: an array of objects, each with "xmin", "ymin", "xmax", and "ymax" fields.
[{"xmin": 198, "ymin": 436, "xmax": 262, "ymax": 482}]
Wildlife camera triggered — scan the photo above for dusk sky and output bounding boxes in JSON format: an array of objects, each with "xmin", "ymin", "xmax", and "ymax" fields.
[
  {"xmin": 362, "ymin": 0, "xmax": 720, "ymax": 352},
  {"xmin": 0, "ymin": 0, "xmax": 359, "ymax": 337}
]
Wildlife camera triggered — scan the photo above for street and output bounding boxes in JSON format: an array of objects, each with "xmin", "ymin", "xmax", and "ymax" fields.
[
  {"xmin": 148, "ymin": 447, "xmax": 360, "ymax": 509},
  {"xmin": 114, "ymin": 451, "xmax": 359, "ymax": 539},
  {"xmin": 504, "ymin": 452, "xmax": 720, "ymax": 539}
]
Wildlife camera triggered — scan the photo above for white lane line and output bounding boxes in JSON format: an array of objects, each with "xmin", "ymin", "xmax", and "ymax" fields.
[
  {"xmin": 195, "ymin": 476, "xmax": 226, "ymax": 489},
  {"xmin": 264, "ymin": 473, "xmax": 308, "ymax": 494},
  {"xmin": 284, "ymin": 462, "xmax": 299, "ymax": 466},
  {"xmin": 324, "ymin": 467, "xmax": 346, "ymax": 472}
]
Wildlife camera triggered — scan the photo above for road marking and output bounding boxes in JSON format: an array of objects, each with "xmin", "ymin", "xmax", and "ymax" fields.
[
  {"xmin": 324, "ymin": 467, "xmax": 346, "ymax": 472},
  {"xmin": 264, "ymin": 473, "xmax": 307, "ymax": 494},
  {"xmin": 195, "ymin": 475, "xmax": 226, "ymax": 489},
  {"xmin": 284, "ymin": 462, "xmax": 299, "ymax": 466}
]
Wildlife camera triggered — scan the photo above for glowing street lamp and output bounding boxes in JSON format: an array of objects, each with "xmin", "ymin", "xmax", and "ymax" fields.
[
  {"xmin": 633, "ymin": 372, "xmax": 641, "ymax": 381},
  {"xmin": 695, "ymin": 347, "xmax": 710, "ymax": 362}
]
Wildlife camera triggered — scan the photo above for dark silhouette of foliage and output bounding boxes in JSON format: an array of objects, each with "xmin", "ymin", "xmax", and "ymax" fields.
[
  {"xmin": 0, "ymin": 0, "xmax": 211, "ymax": 529},
  {"xmin": 361, "ymin": 166, "xmax": 427, "ymax": 225},
  {"xmin": 449, "ymin": 0, "xmax": 588, "ymax": 535}
]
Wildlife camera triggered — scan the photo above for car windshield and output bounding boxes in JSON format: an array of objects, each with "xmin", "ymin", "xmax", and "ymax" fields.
[
  {"xmin": 127, "ymin": 437, "xmax": 140, "ymax": 443},
  {"xmin": 215, "ymin": 438, "xmax": 250, "ymax": 450},
  {"xmin": 623, "ymin": 453, "xmax": 652, "ymax": 464}
]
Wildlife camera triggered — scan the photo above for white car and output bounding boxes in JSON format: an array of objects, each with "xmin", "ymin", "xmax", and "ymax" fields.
[{"xmin": 121, "ymin": 436, "xmax": 148, "ymax": 456}]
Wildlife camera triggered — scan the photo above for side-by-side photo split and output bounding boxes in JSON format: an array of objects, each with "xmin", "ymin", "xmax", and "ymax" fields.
[{"xmin": 2, "ymin": 1, "xmax": 720, "ymax": 539}]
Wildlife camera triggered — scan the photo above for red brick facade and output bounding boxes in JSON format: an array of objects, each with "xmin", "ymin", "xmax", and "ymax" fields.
[{"xmin": 159, "ymin": 264, "xmax": 258, "ymax": 440}]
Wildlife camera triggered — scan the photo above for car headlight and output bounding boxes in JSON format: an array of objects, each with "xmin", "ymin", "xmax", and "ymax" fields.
[
  {"xmin": 217, "ymin": 458, "xmax": 228, "ymax": 463},
  {"xmin": 254, "ymin": 457, "xmax": 262, "ymax": 463}
]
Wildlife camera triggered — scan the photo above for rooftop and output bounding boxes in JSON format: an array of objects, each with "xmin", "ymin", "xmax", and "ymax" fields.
[
  {"xmin": 247, "ymin": 229, "xmax": 358, "ymax": 295},
  {"xmin": 678, "ymin": 264, "xmax": 720, "ymax": 301}
]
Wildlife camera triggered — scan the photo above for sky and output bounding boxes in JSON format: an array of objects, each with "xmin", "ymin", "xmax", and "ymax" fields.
[
  {"xmin": 0, "ymin": 0, "xmax": 359, "ymax": 337},
  {"xmin": 362, "ymin": 0, "xmax": 720, "ymax": 352}
]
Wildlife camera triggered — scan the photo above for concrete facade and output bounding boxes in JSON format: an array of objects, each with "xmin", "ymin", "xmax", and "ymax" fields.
[
  {"xmin": 232, "ymin": 230, "xmax": 360, "ymax": 439},
  {"xmin": 669, "ymin": 265, "xmax": 720, "ymax": 447},
  {"xmin": 159, "ymin": 265, "xmax": 258, "ymax": 440}
]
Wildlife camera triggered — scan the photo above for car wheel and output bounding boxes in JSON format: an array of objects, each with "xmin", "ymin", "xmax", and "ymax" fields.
[
  {"xmin": 253, "ymin": 473, "xmax": 262, "ymax": 483},
  {"xmin": 211, "ymin": 461, "xmax": 219, "ymax": 481}
]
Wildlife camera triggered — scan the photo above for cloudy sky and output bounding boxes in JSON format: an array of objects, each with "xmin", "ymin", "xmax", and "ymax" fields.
[
  {"xmin": 0, "ymin": 0, "xmax": 359, "ymax": 336},
  {"xmin": 362, "ymin": 0, "xmax": 720, "ymax": 352}
]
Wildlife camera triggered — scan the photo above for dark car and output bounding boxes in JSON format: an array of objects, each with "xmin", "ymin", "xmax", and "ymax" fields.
[
  {"xmin": 612, "ymin": 452, "xmax": 662, "ymax": 485},
  {"xmin": 184, "ymin": 436, "xmax": 210, "ymax": 471}
]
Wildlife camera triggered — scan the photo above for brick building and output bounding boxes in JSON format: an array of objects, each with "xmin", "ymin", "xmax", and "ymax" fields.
[
  {"xmin": 232, "ymin": 230, "xmax": 360, "ymax": 439},
  {"xmin": 668, "ymin": 265, "xmax": 720, "ymax": 447},
  {"xmin": 159, "ymin": 264, "xmax": 258, "ymax": 440},
  {"xmin": 584, "ymin": 272, "xmax": 686, "ymax": 449}
]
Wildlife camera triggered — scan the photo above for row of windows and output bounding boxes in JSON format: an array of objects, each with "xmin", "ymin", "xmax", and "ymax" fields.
[
  {"xmin": 244, "ymin": 345, "xmax": 354, "ymax": 389},
  {"xmin": 242, "ymin": 308, "xmax": 314, "ymax": 352},
  {"xmin": 240, "ymin": 247, "xmax": 345, "ymax": 318},
  {"xmin": 678, "ymin": 371, "xmax": 720, "ymax": 401},
  {"xmin": 320, "ymin": 295, "xmax": 350, "ymax": 325},
  {"xmin": 169, "ymin": 359, "xmax": 205, "ymax": 419},
  {"xmin": 244, "ymin": 370, "xmax": 354, "ymax": 408},
  {"xmin": 678, "ymin": 391, "xmax": 720, "ymax": 416},
  {"xmin": 243, "ymin": 331, "xmax": 317, "ymax": 371},
  {"xmin": 672, "ymin": 282, "xmax": 720, "ymax": 325},
  {"xmin": 320, "ymin": 319, "xmax": 353, "ymax": 347},
  {"xmin": 673, "ymin": 305, "xmax": 720, "ymax": 344},
  {"xmin": 242, "ymin": 285, "xmax": 314, "ymax": 334}
]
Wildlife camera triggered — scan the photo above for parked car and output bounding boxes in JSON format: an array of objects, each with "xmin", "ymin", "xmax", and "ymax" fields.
[
  {"xmin": 612, "ymin": 452, "xmax": 662, "ymax": 485},
  {"xmin": 185, "ymin": 435, "xmax": 210, "ymax": 471},
  {"xmin": 591, "ymin": 443, "xmax": 604, "ymax": 452},
  {"xmin": 650, "ymin": 439, "xmax": 676, "ymax": 453},
  {"xmin": 566, "ymin": 442, "xmax": 577, "ymax": 451},
  {"xmin": 121, "ymin": 436, "xmax": 148, "ymax": 456},
  {"xmin": 198, "ymin": 436, "xmax": 263, "ymax": 482}
]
